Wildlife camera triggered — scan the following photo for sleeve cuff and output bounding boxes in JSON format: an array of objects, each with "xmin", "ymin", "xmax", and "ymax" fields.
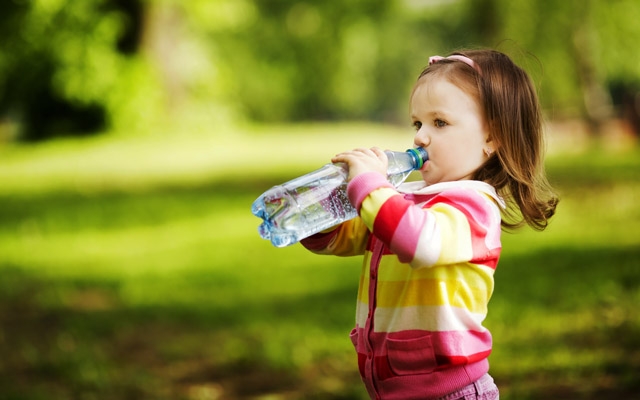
[
  {"xmin": 300, "ymin": 229, "xmax": 337, "ymax": 252},
  {"xmin": 347, "ymin": 172, "xmax": 394, "ymax": 211}
]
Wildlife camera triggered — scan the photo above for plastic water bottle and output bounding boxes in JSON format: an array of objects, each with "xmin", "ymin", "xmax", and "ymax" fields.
[{"xmin": 251, "ymin": 147, "xmax": 428, "ymax": 247}]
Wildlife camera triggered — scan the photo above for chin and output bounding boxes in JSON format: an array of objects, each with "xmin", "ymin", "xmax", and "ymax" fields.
[{"xmin": 422, "ymin": 178, "xmax": 438, "ymax": 186}]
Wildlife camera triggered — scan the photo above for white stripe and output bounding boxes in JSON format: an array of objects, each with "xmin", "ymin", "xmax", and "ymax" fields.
[
  {"xmin": 355, "ymin": 300, "xmax": 368, "ymax": 327},
  {"xmin": 411, "ymin": 211, "xmax": 441, "ymax": 267},
  {"xmin": 398, "ymin": 180, "xmax": 506, "ymax": 209},
  {"xmin": 373, "ymin": 304, "xmax": 487, "ymax": 333}
]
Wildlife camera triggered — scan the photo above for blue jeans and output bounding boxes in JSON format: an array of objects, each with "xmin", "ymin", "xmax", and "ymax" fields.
[{"xmin": 437, "ymin": 374, "xmax": 499, "ymax": 400}]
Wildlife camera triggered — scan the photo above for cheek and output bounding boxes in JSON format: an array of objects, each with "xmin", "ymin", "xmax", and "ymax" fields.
[
  {"xmin": 440, "ymin": 142, "xmax": 472, "ymax": 165},
  {"xmin": 431, "ymin": 141, "xmax": 482, "ymax": 179}
]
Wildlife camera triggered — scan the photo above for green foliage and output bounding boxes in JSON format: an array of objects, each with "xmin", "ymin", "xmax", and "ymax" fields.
[
  {"xmin": 0, "ymin": 0, "xmax": 128, "ymax": 139},
  {"xmin": 2, "ymin": 0, "xmax": 640, "ymax": 139},
  {"xmin": 0, "ymin": 124, "xmax": 638, "ymax": 399},
  {"xmin": 204, "ymin": 0, "xmax": 412, "ymax": 122},
  {"xmin": 488, "ymin": 0, "xmax": 640, "ymax": 118}
]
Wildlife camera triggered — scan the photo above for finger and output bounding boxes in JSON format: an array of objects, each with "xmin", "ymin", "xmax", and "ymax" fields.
[
  {"xmin": 333, "ymin": 148, "xmax": 365, "ymax": 160},
  {"xmin": 369, "ymin": 147, "xmax": 389, "ymax": 163},
  {"xmin": 331, "ymin": 151, "xmax": 353, "ymax": 163},
  {"xmin": 352, "ymin": 147, "xmax": 373, "ymax": 156}
]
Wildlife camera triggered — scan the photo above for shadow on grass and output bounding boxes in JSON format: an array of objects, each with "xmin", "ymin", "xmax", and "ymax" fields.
[
  {"xmin": 490, "ymin": 245, "xmax": 640, "ymax": 400},
  {"xmin": 0, "ymin": 264, "xmax": 363, "ymax": 400},
  {"xmin": 1, "ymin": 244, "xmax": 638, "ymax": 399}
]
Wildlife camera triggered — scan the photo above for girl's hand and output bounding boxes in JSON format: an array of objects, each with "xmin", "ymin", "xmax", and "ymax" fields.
[{"xmin": 331, "ymin": 147, "xmax": 388, "ymax": 182}]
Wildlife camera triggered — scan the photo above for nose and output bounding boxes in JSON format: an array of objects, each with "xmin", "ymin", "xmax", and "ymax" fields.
[{"xmin": 414, "ymin": 128, "xmax": 430, "ymax": 149}]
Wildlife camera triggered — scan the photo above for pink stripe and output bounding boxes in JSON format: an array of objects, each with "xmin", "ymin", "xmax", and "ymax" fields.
[
  {"xmin": 378, "ymin": 329, "xmax": 492, "ymax": 357},
  {"xmin": 436, "ymin": 190, "xmax": 501, "ymax": 269},
  {"xmin": 388, "ymin": 203, "xmax": 429, "ymax": 263},
  {"xmin": 373, "ymin": 195, "xmax": 411, "ymax": 245},
  {"xmin": 437, "ymin": 349, "xmax": 492, "ymax": 366},
  {"xmin": 352, "ymin": 327, "xmax": 492, "ymax": 367},
  {"xmin": 347, "ymin": 172, "xmax": 393, "ymax": 211}
]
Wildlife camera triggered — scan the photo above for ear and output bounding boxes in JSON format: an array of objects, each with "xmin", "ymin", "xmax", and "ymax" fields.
[{"xmin": 484, "ymin": 137, "xmax": 496, "ymax": 157}]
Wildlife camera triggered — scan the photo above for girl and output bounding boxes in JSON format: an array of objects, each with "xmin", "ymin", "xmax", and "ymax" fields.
[{"xmin": 301, "ymin": 49, "xmax": 558, "ymax": 399}]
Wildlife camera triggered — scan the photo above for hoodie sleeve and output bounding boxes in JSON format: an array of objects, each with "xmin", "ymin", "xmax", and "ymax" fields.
[
  {"xmin": 300, "ymin": 217, "xmax": 370, "ymax": 257},
  {"xmin": 347, "ymin": 172, "xmax": 502, "ymax": 269}
]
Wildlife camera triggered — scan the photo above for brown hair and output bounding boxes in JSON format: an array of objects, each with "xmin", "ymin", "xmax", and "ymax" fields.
[{"xmin": 418, "ymin": 49, "xmax": 558, "ymax": 231}]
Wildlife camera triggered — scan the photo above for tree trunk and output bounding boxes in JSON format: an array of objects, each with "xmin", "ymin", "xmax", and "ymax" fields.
[
  {"xmin": 569, "ymin": 2, "xmax": 612, "ymax": 137},
  {"xmin": 140, "ymin": 1, "xmax": 187, "ymax": 114}
]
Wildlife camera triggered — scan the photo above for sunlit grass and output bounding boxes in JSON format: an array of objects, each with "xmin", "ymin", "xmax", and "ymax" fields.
[{"xmin": 0, "ymin": 122, "xmax": 413, "ymax": 195}]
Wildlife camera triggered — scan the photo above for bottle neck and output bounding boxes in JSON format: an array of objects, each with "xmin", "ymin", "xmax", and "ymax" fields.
[{"xmin": 406, "ymin": 147, "xmax": 428, "ymax": 169}]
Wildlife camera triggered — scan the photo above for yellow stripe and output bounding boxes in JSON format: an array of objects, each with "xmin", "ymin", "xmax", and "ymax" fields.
[
  {"xmin": 358, "ymin": 252, "xmax": 371, "ymax": 302},
  {"xmin": 358, "ymin": 253, "xmax": 494, "ymax": 312},
  {"xmin": 323, "ymin": 218, "xmax": 369, "ymax": 256},
  {"xmin": 430, "ymin": 202, "xmax": 474, "ymax": 265},
  {"xmin": 360, "ymin": 187, "xmax": 397, "ymax": 230},
  {"xmin": 377, "ymin": 255, "xmax": 494, "ymax": 285},
  {"xmin": 358, "ymin": 276, "xmax": 489, "ymax": 313}
]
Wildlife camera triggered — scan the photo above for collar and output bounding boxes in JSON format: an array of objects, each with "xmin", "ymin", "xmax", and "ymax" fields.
[{"xmin": 397, "ymin": 180, "xmax": 506, "ymax": 209}]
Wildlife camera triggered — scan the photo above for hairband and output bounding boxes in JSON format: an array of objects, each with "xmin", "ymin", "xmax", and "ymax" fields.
[{"xmin": 429, "ymin": 55, "xmax": 481, "ymax": 74}]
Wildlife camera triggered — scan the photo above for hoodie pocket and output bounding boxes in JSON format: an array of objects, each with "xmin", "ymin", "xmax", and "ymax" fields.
[
  {"xmin": 349, "ymin": 328, "xmax": 359, "ymax": 348},
  {"xmin": 349, "ymin": 328, "xmax": 367, "ymax": 378},
  {"xmin": 385, "ymin": 335, "xmax": 437, "ymax": 376}
]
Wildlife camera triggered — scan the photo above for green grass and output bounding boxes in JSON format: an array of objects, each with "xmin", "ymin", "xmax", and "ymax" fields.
[{"xmin": 0, "ymin": 123, "xmax": 639, "ymax": 399}]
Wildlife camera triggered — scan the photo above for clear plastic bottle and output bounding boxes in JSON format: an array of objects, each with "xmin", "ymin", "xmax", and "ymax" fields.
[{"xmin": 251, "ymin": 147, "xmax": 428, "ymax": 247}]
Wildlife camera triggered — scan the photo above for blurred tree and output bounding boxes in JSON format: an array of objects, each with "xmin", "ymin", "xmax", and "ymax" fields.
[
  {"xmin": 0, "ymin": 0, "xmax": 245, "ymax": 141},
  {"xmin": 2, "ymin": 0, "xmax": 640, "ymax": 140},
  {"xmin": 199, "ymin": 0, "xmax": 411, "ymax": 123},
  {"xmin": 0, "ymin": 0, "xmax": 142, "ymax": 140},
  {"xmin": 487, "ymin": 0, "xmax": 640, "ymax": 136}
]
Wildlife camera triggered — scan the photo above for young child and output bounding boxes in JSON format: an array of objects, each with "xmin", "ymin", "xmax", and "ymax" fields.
[{"xmin": 301, "ymin": 49, "xmax": 558, "ymax": 399}]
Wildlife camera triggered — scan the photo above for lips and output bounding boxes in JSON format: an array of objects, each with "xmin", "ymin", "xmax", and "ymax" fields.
[{"xmin": 420, "ymin": 160, "xmax": 430, "ymax": 172}]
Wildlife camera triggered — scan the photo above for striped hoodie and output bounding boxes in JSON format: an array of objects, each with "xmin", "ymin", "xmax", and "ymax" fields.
[{"xmin": 301, "ymin": 172, "xmax": 505, "ymax": 400}]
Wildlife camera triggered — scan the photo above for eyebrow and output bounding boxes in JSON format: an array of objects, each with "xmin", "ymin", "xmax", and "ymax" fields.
[{"xmin": 412, "ymin": 110, "xmax": 450, "ymax": 120}]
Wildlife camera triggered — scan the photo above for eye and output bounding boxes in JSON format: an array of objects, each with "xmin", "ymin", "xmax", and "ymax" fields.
[
  {"xmin": 434, "ymin": 118, "xmax": 447, "ymax": 128},
  {"xmin": 412, "ymin": 121, "xmax": 422, "ymax": 131}
]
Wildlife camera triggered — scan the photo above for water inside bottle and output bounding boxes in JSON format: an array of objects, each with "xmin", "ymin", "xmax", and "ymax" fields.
[{"xmin": 252, "ymin": 174, "xmax": 356, "ymax": 247}]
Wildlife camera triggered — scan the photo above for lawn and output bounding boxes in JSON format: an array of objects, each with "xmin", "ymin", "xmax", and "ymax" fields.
[{"xmin": 0, "ymin": 123, "xmax": 638, "ymax": 399}]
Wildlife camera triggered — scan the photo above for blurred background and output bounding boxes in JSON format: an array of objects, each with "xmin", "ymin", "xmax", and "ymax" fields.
[{"xmin": 0, "ymin": 0, "xmax": 638, "ymax": 399}]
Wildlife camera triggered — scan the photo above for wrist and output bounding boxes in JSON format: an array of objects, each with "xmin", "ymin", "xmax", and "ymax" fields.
[{"xmin": 347, "ymin": 172, "xmax": 394, "ymax": 210}]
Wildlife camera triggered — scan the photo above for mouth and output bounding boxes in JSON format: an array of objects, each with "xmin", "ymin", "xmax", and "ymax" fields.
[{"xmin": 420, "ymin": 160, "xmax": 429, "ymax": 172}]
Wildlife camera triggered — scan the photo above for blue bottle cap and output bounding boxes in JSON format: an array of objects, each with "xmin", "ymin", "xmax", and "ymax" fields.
[{"xmin": 406, "ymin": 147, "xmax": 429, "ymax": 169}]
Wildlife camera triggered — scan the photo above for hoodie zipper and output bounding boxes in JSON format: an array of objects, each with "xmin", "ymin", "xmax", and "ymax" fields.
[{"xmin": 366, "ymin": 238, "xmax": 384, "ymax": 398}]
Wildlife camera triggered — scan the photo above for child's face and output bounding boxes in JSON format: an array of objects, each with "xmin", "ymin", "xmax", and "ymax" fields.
[{"xmin": 410, "ymin": 74, "xmax": 489, "ymax": 185}]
